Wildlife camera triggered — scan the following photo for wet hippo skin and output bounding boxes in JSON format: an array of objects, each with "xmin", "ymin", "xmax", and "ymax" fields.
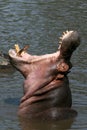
[{"xmin": 9, "ymin": 31, "xmax": 80, "ymax": 120}]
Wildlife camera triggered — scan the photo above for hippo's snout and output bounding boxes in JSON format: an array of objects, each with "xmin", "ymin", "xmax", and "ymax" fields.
[{"xmin": 59, "ymin": 31, "xmax": 80, "ymax": 60}]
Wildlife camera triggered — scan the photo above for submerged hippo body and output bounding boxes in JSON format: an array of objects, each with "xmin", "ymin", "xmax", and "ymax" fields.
[
  {"xmin": 0, "ymin": 52, "xmax": 14, "ymax": 73},
  {"xmin": 9, "ymin": 31, "xmax": 80, "ymax": 120}
]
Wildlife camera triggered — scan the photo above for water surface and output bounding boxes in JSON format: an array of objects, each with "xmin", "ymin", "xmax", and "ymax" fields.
[{"xmin": 0, "ymin": 0, "xmax": 87, "ymax": 130}]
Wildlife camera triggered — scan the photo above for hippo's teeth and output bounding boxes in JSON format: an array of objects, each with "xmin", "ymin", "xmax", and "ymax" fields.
[
  {"xmin": 59, "ymin": 30, "xmax": 74, "ymax": 42},
  {"xmin": 66, "ymin": 30, "xmax": 69, "ymax": 33},
  {"xmin": 59, "ymin": 37, "xmax": 63, "ymax": 40},
  {"xmin": 14, "ymin": 44, "xmax": 23, "ymax": 57},
  {"xmin": 62, "ymin": 30, "xmax": 69, "ymax": 38},
  {"xmin": 14, "ymin": 44, "xmax": 20, "ymax": 53},
  {"xmin": 23, "ymin": 45, "xmax": 29, "ymax": 52},
  {"xmin": 63, "ymin": 32, "xmax": 66, "ymax": 35},
  {"xmin": 59, "ymin": 41, "xmax": 62, "ymax": 44},
  {"xmin": 16, "ymin": 45, "xmax": 29, "ymax": 57},
  {"xmin": 58, "ymin": 30, "xmax": 74, "ymax": 49}
]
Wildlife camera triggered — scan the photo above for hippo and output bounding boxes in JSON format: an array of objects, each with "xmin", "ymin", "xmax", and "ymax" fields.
[
  {"xmin": 9, "ymin": 30, "xmax": 80, "ymax": 120},
  {"xmin": 0, "ymin": 52, "xmax": 9, "ymax": 66},
  {"xmin": 0, "ymin": 52, "xmax": 14, "ymax": 72}
]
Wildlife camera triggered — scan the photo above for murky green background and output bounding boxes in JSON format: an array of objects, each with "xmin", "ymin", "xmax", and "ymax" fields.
[{"xmin": 0, "ymin": 0, "xmax": 87, "ymax": 130}]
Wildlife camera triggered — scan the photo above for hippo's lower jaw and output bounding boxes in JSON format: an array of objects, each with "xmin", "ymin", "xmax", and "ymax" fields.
[{"xmin": 9, "ymin": 30, "xmax": 80, "ymax": 120}]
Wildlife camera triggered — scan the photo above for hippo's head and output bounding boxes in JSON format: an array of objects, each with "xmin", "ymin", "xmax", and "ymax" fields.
[
  {"xmin": 9, "ymin": 31, "xmax": 80, "ymax": 77},
  {"xmin": 8, "ymin": 31, "xmax": 80, "ymax": 119}
]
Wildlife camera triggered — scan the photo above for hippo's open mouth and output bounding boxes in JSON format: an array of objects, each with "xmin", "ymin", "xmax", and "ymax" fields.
[{"xmin": 9, "ymin": 30, "xmax": 80, "ymax": 63}]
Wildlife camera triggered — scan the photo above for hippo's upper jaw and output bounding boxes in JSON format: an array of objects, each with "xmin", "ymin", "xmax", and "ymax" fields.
[{"xmin": 59, "ymin": 31, "xmax": 80, "ymax": 60}]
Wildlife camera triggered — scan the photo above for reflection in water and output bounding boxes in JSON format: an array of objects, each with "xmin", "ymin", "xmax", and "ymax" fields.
[
  {"xmin": 0, "ymin": 65, "xmax": 15, "ymax": 74},
  {"xmin": 19, "ymin": 117, "xmax": 75, "ymax": 130}
]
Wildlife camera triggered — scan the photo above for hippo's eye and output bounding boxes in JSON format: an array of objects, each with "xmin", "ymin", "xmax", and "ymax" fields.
[{"xmin": 15, "ymin": 44, "xmax": 20, "ymax": 53}]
